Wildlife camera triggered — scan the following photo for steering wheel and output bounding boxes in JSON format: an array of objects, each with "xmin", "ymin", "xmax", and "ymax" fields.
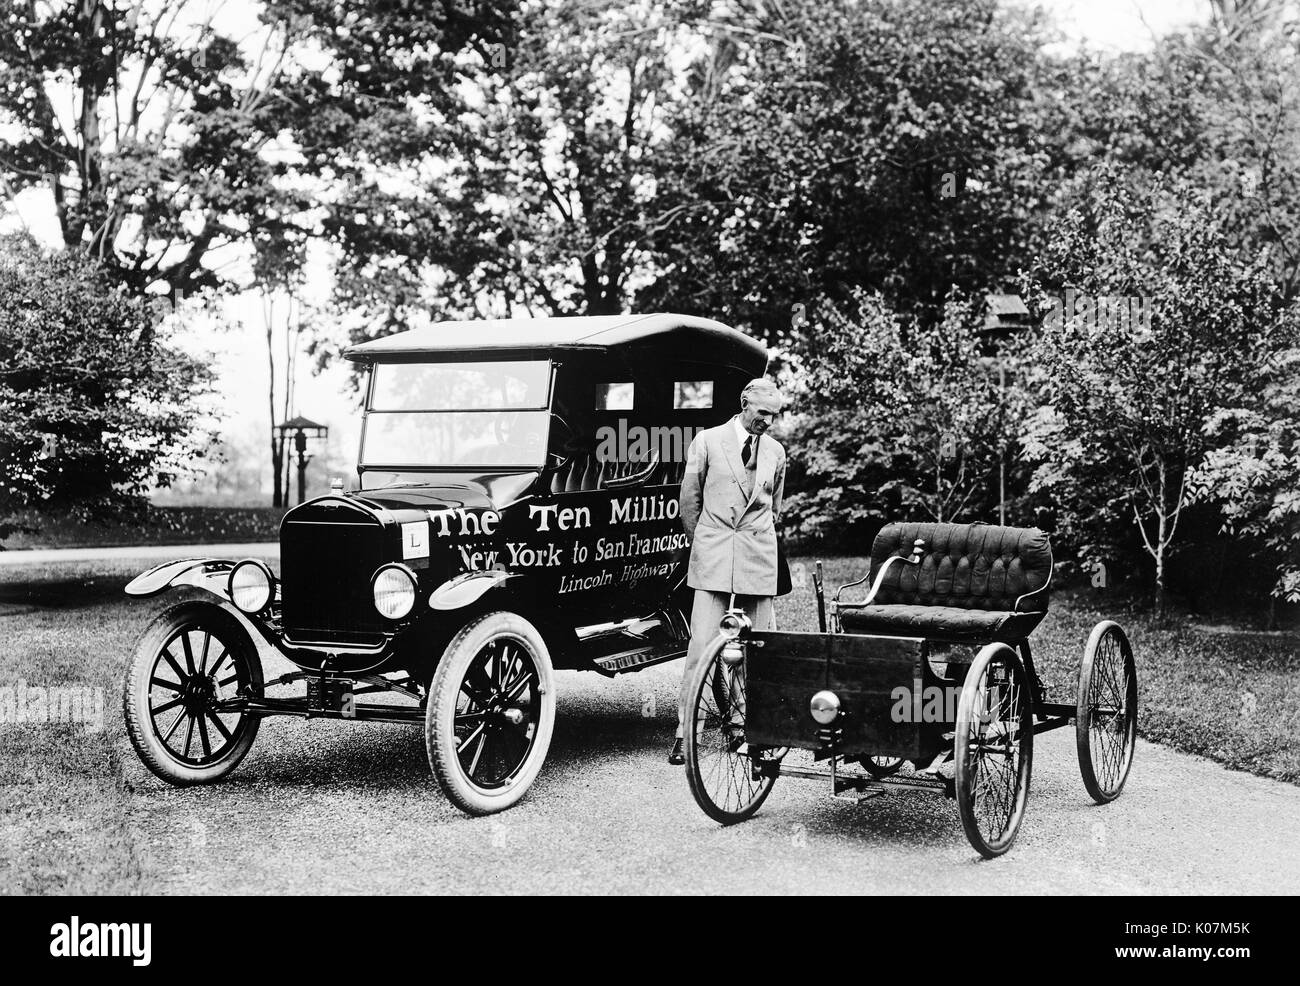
[
  {"xmin": 494, "ymin": 411, "xmax": 521, "ymax": 445},
  {"xmin": 548, "ymin": 412, "xmax": 580, "ymax": 456}
]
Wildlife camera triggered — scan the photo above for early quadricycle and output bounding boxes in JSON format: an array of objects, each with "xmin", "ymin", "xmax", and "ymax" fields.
[
  {"xmin": 121, "ymin": 314, "xmax": 767, "ymax": 814},
  {"xmin": 682, "ymin": 521, "xmax": 1137, "ymax": 857}
]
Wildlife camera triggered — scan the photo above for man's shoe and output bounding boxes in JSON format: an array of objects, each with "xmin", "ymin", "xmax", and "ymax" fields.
[{"xmin": 668, "ymin": 738, "xmax": 685, "ymax": 765}]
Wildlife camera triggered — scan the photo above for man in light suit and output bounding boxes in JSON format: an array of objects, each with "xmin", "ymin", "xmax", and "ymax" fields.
[{"xmin": 669, "ymin": 378, "xmax": 786, "ymax": 764}]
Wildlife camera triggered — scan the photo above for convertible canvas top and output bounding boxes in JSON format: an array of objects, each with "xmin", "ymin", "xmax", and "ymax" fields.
[{"xmin": 343, "ymin": 313, "xmax": 768, "ymax": 373}]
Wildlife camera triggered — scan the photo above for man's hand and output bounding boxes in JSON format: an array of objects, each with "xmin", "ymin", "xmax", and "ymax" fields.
[{"xmin": 679, "ymin": 433, "xmax": 706, "ymax": 538}]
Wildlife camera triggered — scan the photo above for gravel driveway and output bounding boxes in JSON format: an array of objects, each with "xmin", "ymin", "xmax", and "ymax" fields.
[{"xmin": 120, "ymin": 645, "xmax": 1300, "ymax": 895}]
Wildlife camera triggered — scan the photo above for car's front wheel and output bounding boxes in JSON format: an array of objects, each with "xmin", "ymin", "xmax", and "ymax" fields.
[
  {"xmin": 123, "ymin": 600, "xmax": 263, "ymax": 785},
  {"xmin": 425, "ymin": 611, "xmax": 556, "ymax": 815}
]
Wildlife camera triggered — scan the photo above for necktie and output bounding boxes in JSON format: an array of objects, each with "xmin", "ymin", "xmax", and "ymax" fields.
[{"xmin": 742, "ymin": 435, "xmax": 754, "ymax": 467}]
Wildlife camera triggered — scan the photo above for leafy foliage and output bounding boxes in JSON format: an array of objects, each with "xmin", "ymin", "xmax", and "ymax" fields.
[
  {"xmin": 638, "ymin": 0, "xmax": 1057, "ymax": 341},
  {"xmin": 781, "ymin": 289, "xmax": 1034, "ymax": 544},
  {"xmin": 1038, "ymin": 12, "xmax": 1300, "ymax": 302},
  {"xmin": 0, "ymin": 1, "xmax": 320, "ymax": 298},
  {"xmin": 1021, "ymin": 171, "xmax": 1295, "ymax": 611},
  {"xmin": 277, "ymin": 0, "xmax": 687, "ymax": 352},
  {"xmin": 1188, "ymin": 347, "xmax": 1300, "ymax": 602},
  {"xmin": 0, "ymin": 235, "xmax": 216, "ymax": 538},
  {"xmin": 291, "ymin": 0, "xmax": 1064, "ymax": 359}
]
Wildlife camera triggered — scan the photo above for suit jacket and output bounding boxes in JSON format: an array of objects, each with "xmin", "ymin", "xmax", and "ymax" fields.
[{"xmin": 679, "ymin": 418, "xmax": 787, "ymax": 596}]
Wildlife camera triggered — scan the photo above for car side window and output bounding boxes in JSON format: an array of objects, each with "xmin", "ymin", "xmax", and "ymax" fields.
[
  {"xmin": 673, "ymin": 381, "xmax": 713, "ymax": 409},
  {"xmin": 595, "ymin": 382, "xmax": 634, "ymax": 410}
]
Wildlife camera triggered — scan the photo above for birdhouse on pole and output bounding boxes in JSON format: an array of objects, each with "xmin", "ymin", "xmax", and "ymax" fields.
[
  {"xmin": 981, "ymin": 293, "xmax": 1034, "ymax": 336},
  {"xmin": 274, "ymin": 415, "xmax": 329, "ymax": 505}
]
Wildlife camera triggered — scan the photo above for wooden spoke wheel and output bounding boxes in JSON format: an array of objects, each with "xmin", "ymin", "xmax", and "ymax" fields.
[
  {"xmin": 1076, "ymin": 620, "xmax": 1137, "ymax": 804},
  {"xmin": 124, "ymin": 601, "xmax": 263, "ymax": 785},
  {"xmin": 427, "ymin": 611, "xmax": 556, "ymax": 815},
  {"xmin": 954, "ymin": 643, "xmax": 1034, "ymax": 858}
]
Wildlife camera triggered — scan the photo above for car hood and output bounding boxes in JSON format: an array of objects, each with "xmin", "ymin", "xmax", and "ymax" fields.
[{"xmin": 350, "ymin": 484, "xmax": 497, "ymax": 514}]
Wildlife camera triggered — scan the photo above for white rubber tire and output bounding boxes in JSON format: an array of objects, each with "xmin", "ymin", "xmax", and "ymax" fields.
[
  {"xmin": 426, "ymin": 611, "xmax": 556, "ymax": 815},
  {"xmin": 123, "ymin": 600, "xmax": 263, "ymax": 785}
]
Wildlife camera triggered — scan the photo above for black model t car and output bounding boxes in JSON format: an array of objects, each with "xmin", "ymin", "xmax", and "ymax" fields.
[{"xmin": 122, "ymin": 314, "xmax": 767, "ymax": 813}]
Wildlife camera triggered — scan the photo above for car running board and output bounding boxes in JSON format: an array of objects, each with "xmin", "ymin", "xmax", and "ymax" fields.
[{"xmin": 590, "ymin": 645, "xmax": 687, "ymax": 676}]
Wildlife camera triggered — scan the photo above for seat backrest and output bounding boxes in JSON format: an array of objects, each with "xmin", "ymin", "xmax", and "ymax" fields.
[
  {"xmin": 868, "ymin": 521, "xmax": 1052, "ymax": 612},
  {"xmin": 549, "ymin": 453, "xmax": 688, "ymax": 494},
  {"xmin": 550, "ymin": 453, "xmax": 596, "ymax": 493}
]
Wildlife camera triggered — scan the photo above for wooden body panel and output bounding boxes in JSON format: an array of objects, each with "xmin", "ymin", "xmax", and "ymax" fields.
[{"xmin": 744, "ymin": 630, "xmax": 924, "ymax": 758}]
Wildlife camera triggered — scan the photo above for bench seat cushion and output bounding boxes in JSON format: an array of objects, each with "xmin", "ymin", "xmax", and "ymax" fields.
[
  {"xmin": 838, "ymin": 603, "xmax": 1046, "ymax": 643},
  {"xmin": 869, "ymin": 522, "xmax": 1052, "ymax": 612}
]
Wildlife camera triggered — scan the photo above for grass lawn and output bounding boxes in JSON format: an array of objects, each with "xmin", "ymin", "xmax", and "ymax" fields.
[
  {"xmin": 1, "ymin": 554, "xmax": 1296, "ymax": 892},
  {"xmin": 1, "ymin": 561, "xmax": 163, "ymax": 893},
  {"xmin": 1, "ymin": 505, "xmax": 286, "ymax": 551}
]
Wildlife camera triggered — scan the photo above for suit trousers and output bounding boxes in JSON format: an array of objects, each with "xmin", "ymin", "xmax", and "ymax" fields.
[{"xmin": 676, "ymin": 588, "xmax": 774, "ymax": 731}]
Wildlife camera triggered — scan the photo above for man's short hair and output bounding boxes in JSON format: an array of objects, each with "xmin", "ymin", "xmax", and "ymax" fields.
[{"xmin": 741, "ymin": 378, "xmax": 784, "ymax": 407}]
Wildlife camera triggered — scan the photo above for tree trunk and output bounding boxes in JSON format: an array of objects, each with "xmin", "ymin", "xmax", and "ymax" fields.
[
  {"xmin": 267, "ymin": 302, "xmax": 281, "ymax": 508},
  {"xmin": 271, "ymin": 435, "xmax": 283, "ymax": 508},
  {"xmin": 1154, "ymin": 546, "xmax": 1166, "ymax": 618},
  {"xmin": 1154, "ymin": 505, "xmax": 1168, "ymax": 618}
]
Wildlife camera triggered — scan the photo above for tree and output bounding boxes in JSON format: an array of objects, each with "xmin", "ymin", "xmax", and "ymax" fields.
[
  {"xmin": 263, "ymin": 0, "xmax": 1095, "ymax": 374},
  {"xmin": 283, "ymin": 0, "xmax": 702, "ymax": 349},
  {"xmin": 0, "ymin": 1, "xmax": 322, "ymax": 303},
  {"xmin": 636, "ymin": 0, "xmax": 1057, "ymax": 342},
  {"xmin": 0, "ymin": 234, "xmax": 216, "ymax": 538},
  {"xmin": 1022, "ymin": 172, "xmax": 1294, "ymax": 615},
  {"xmin": 1036, "ymin": 2, "xmax": 1300, "ymax": 302},
  {"xmin": 251, "ymin": 234, "xmax": 308, "ymax": 508},
  {"xmin": 259, "ymin": 289, "xmax": 305, "ymax": 508},
  {"xmin": 781, "ymin": 289, "xmax": 1034, "ymax": 544}
]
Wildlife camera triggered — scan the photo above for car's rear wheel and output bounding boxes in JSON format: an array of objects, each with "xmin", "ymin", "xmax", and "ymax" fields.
[
  {"xmin": 426, "ymin": 611, "xmax": 556, "ymax": 815},
  {"xmin": 1077, "ymin": 620, "xmax": 1137, "ymax": 803},
  {"xmin": 123, "ymin": 601, "xmax": 263, "ymax": 785}
]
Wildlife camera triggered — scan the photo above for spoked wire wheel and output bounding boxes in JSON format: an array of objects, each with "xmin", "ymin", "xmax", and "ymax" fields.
[
  {"xmin": 1076, "ymin": 620, "xmax": 1137, "ymax": 803},
  {"xmin": 954, "ymin": 643, "xmax": 1033, "ymax": 858},
  {"xmin": 684, "ymin": 637, "xmax": 782, "ymax": 824},
  {"xmin": 427, "ymin": 611, "xmax": 556, "ymax": 815},
  {"xmin": 124, "ymin": 601, "xmax": 263, "ymax": 785}
]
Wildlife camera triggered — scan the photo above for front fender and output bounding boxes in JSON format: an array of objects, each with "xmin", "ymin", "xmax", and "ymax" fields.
[
  {"xmin": 124, "ymin": 558, "xmax": 238, "ymax": 600},
  {"xmin": 428, "ymin": 569, "xmax": 523, "ymax": 611}
]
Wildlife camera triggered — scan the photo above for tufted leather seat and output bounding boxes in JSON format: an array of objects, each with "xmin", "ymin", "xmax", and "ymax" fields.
[
  {"xmin": 548, "ymin": 453, "xmax": 685, "ymax": 493},
  {"xmin": 550, "ymin": 453, "xmax": 599, "ymax": 492},
  {"xmin": 838, "ymin": 521, "xmax": 1053, "ymax": 643}
]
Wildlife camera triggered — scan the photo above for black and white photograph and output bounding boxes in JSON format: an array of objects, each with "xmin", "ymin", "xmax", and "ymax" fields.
[{"xmin": 0, "ymin": 0, "xmax": 1296, "ymax": 927}]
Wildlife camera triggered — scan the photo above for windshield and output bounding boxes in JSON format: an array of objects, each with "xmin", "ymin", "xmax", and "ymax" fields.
[
  {"xmin": 362, "ymin": 360, "xmax": 552, "ymax": 468},
  {"xmin": 371, "ymin": 360, "xmax": 551, "ymax": 410}
]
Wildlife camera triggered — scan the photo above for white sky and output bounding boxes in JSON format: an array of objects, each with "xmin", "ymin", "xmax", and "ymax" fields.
[
  {"xmin": 1044, "ymin": 0, "xmax": 1209, "ymax": 50},
  {"xmin": 1, "ymin": 0, "xmax": 1216, "ymax": 498}
]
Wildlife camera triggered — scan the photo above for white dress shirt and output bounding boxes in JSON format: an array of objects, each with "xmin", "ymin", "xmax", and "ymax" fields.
[{"xmin": 732, "ymin": 415, "xmax": 755, "ymax": 466}]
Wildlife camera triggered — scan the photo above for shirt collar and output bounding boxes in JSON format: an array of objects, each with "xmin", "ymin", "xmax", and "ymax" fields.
[{"xmin": 732, "ymin": 415, "xmax": 750, "ymax": 448}]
